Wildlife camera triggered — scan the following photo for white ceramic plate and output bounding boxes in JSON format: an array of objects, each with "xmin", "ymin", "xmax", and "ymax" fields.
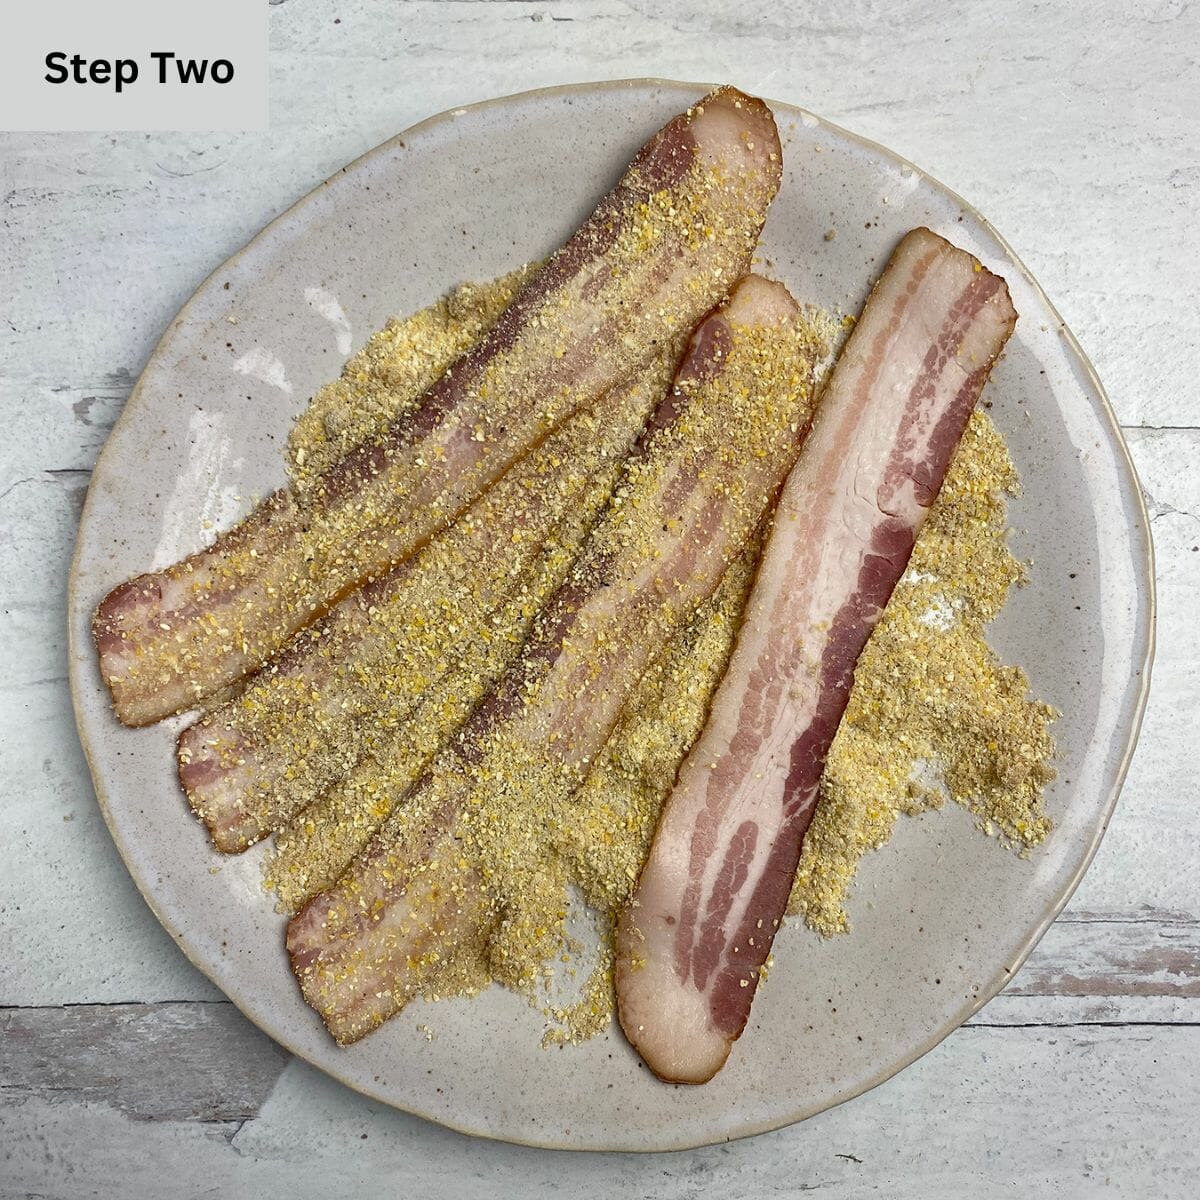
[{"xmin": 68, "ymin": 80, "xmax": 1154, "ymax": 1151}]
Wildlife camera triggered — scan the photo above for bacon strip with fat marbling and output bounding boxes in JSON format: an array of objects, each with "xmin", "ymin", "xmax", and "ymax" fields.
[
  {"xmin": 286, "ymin": 276, "xmax": 820, "ymax": 1044},
  {"xmin": 177, "ymin": 356, "xmax": 676, "ymax": 853},
  {"xmin": 615, "ymin": 227, "xmax": 1018, "ymax": 1084},
  {"xmin": 94, "ymin": 86, "xmax": 783, "ymax": 726}
]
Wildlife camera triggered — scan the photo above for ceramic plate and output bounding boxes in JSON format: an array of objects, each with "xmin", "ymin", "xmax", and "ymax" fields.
[{"xmin": 68, "ymin": 80, "xmax": 1154, "ymax": 1151}]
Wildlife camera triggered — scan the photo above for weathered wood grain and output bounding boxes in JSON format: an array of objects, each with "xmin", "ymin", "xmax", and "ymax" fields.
[
  {"xmin": 1, "ymin": 1010, "xmax": 1196, "ymax": 1197},
  {"xmin": 0, "ymin": 1004, "xmax": 288, "ymax": 1123},
  {"xmin": 983, "ymin": 914, "xmax": 1200, "ymax": 1026},
  {"xmin": 1012, "ymin": 917, "xmax": 1200, "ymax": 1000},
  {"xmin": 4, "ymin": 911, "xmax": 1196, "ymax": 1128}
]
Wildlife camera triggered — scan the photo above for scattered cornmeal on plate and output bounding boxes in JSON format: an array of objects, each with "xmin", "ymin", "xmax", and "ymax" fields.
[
  {"xmin": 273, "ymin": 271, "xmax": 1057, "ymax": 1044},
  {"xmin": 287, "ymin": 266, "xmax": 536, "ymax": 487},
  {"xmin": 791, "ymin": 407, "xmax": 1058, "ymax": 936}
]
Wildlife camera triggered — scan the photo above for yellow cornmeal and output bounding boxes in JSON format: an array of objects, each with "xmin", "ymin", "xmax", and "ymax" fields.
[
  {"xmin": 263, "ymin": 276, "xmax": 675, "ymax": 899},
  {"xmin": 275, "ymin": 275, "xmax": 1056, "ymax": 1046},
  {"xmin": 536, "ymin": 558, "xmax": 760, "ymax": 1044},
  {"xmin": 286, "ymin": 294, "xmax": 825, "ymax": 1046},
  {"xmin": 195, "ymin": 347, "xmax": 679, "ymax": 846},
  {"xmin": 287, "ymin": 268, "xmax": 536, "ymax": 488},
  {"xmin": 111, "ymin": 130, "xmax": 775, "ymax": 716},
  {"xmin": 791, "ymin": 408, "xmax": 1057, "ymax": 934},
  {"xmin": 438, "ymin": 308, "xmax": 822, "ymax": 1015},
  {"xmin": 556, "ymin": 555, "xmax": 758, "ymax": 915},
  {"xmin": 262, "ymin": 467, "xmax": 642, "ymax": 908}
]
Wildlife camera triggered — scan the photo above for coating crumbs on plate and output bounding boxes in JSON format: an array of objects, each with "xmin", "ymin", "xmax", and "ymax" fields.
[
  {"xmin": 790, "ymin": 407, "xmax": 1057, "ymax": 935},
  {"xmin": 419, "ymin": 302, "xmax": 822, "ymax": 1045},
  {"xmin": 206, "ymin": 337, "xmax": 678, "ymax": 856},
  {"xmin": 286, "ymin": 267, "xmax": 536, "ymax": 488},
  {"xmin": 261, "ymin": 274, "xmax": 685, "ymax": 905},
  {"xmin": 108, "ymin": 120, "xmax": 778, "ymax": 723},
  {"xmin": 275, "ymin": 274, "xmax": 1056, "ymax": 1045}
]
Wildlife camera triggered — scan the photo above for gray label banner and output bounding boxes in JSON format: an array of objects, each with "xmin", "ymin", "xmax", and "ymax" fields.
[{"xmin": 0, "ymin": 0, "xmax": 268, "ymax": 131}]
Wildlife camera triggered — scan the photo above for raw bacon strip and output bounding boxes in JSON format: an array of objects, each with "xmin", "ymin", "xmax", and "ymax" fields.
[
  {"xmin": 615, "ymin": 227, "xmax": 1018, "ymax": 1084},
  {"xmin": 264, "ymin": 477, "xmax": 626, "ymax": 910},
  {"xmin": 556, "ymin": 550, "xmax": 760, "ymax": 911},
  {"xmin": 287, "ymin": 276, "xmax": 821, "ymax": 1044},
  {"xmin": 94, "ymin": 86, "xmax": 783, "ymax": 726},
  {"xmin": 268, "ymin": 535, "xmax": 762, "ymax": 913},
  {"xmin": 178, "ymin": 354, "xmax": 676, "ymax": 853}
]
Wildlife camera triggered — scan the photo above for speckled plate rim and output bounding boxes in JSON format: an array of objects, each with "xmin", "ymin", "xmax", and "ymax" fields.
[{"xmin": 68, "ymin": 78, "xmax": 1156, "ymax": 1152}]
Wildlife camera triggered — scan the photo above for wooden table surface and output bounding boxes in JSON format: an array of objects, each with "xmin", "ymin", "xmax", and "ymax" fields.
[{"xmin": 2, "ymin": 2, "xmax": 1196, "ymax": 1195}]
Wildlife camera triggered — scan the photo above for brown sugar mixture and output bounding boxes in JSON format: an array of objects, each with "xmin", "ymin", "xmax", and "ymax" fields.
[{"xmin": 273, "ymin": 273, "xmax": 1057, "ymax": 1042}]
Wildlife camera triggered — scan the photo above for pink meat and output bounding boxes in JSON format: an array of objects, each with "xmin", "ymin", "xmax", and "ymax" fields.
[
  {"xmin": 94, "ymin": 86, "xmax": 783, "ymax": 727},
  {"xmin": 286, "ymin": 276, "xmax": 818, "ymax": 1045},
  {"xmin": 615, "ymin": 227, "xmax": 1018, "ymax": 1084}
]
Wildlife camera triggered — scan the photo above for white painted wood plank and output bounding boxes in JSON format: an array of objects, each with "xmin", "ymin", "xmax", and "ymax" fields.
[
  {"xmin": 0, "ymin": 1004, "xmax": 287, "ymax": 1122},
  {"xmin": 1, "ymin": 1021, "xmax": 1194, "ymax": 1197}
]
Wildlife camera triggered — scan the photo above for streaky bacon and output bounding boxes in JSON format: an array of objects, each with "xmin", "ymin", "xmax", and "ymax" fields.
[
  {"xmin": 286, "ymin": 276, "xmax": 820, "ymax": 1045},
  {"xmin": 177, "ymin": 359, "xmax": 674, "ymax": 853},
  {"xmin": 615, "ymin": 227, "xmax": 1018, "ymax": 1084},
  {"xmin": 94, "ymin": 86, "xmax": 783, "ymax": 726}
]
